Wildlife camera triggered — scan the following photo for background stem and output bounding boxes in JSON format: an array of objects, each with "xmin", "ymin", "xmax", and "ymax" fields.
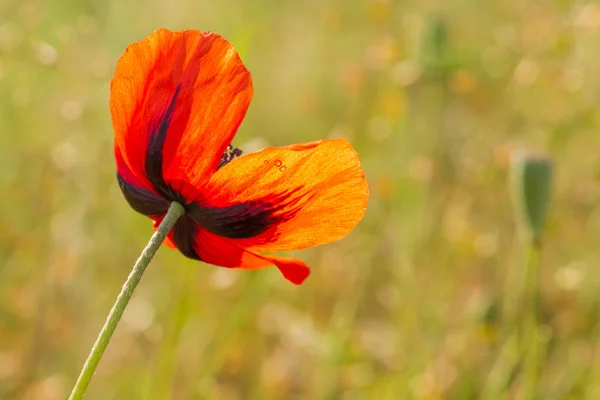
[
  {"xmin": 68, "ymin": 201, "xmax": 185, "ymax": 400},
  {"xmin": 521, "ymin": 239, "xmax": 541, "ymax": 399}
]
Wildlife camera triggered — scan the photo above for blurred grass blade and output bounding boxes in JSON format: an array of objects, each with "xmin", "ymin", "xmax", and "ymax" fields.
[
  {"xmin": 482, "ymin": 333, "xmax": 521, "ymax": 398},
  {"xmin": 194, "ymin": 273, "xmax": 269, "ymax": 397}
]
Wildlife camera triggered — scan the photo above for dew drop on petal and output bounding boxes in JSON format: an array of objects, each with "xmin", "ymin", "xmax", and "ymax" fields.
[
  {"xmin": 274, "ymin": 160, "xmax": 282, "ymax": 166},
  {"xmin": 263, "ymin": 160, "xmax": 268, "ymax": 164},
  {"xmin": 279, "ymin": 166, "xmax": 286, "ymax": 172}
]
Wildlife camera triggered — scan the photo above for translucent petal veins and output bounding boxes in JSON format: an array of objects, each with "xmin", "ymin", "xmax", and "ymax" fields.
[
  {"xmin": 187, "ymin": 202, "xmax": 279, "ymax": 239},
  {"xmin": 201, "ymin": 140, "xmax": 368, "ymax": 252},
  {"xmin": 145, "ymin": 84, "xmax": 182, "ymax": 200},
  {"xmin": 187, "ymin": 188, "xmax": 306, "ymax": 239}
]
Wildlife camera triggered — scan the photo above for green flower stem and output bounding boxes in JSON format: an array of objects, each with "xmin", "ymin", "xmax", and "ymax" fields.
[
  {"xmin": 68, "ymin": 201, "xmax": 185, "ymax": 400},
  {"xmin": 522, "ymin": 239, "xmax": 542, "ymax": 399}
]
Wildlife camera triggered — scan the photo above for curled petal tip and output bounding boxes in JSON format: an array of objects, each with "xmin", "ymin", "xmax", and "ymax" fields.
[{"xmin": 268, "ymin": 255, "xmax": 310, "ymax": 285}]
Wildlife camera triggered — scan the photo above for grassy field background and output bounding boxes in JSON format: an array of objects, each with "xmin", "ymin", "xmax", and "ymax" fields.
[{"xmin": 2, "ymin": 0, "xmax": 600, "ymax": 398}]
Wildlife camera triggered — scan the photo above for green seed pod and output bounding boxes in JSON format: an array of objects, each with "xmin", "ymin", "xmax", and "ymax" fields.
[
  {"xmin": 512, "ymin": 155, "xmax": 553, "ymax": 244},
  {"xmin": 427, "ymin": 16, "xmax": 448, "ymax": 60},
  {"xmin": 421, "ymin": 15, "xmax": 449, "ymax": 78}
]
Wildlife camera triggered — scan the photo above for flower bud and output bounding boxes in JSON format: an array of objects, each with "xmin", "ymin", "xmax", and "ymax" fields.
[{"xmin": 512, "ymin": 155, "xmax": 553, "ymax": 243}]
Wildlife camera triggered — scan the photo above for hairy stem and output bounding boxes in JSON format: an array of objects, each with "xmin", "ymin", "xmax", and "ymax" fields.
[{"xmin": 68, "ymin": 201, "xmax": 185, "ymax": 400}]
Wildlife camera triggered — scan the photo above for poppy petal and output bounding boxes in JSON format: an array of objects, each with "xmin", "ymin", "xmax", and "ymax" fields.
[
  {"xmin": 190, "ymin": 228, "xmax": 310, "ymax": 284},
  {"xmin": 153, "ymin": 214, "xmax": 204, "ymax": 258},
  {"xmin": 255, "ymin": 254, "xmax": 310, "ymax": 285},
  {"xmin": 198, "ymin": 139, "xmax": 369, "ymax": 252},
  {"xmin": 152, "ymin": 215, "xmax": 310, "ymax": 284},
  {"xmin": 116, "ymin": 145, "xmax": 169, "ymax": 216},
  {"xmin": 110, "ymin": 28, "xmax": 252, "ymax": 203},
  {"xmin": 186, "ymin": 199, "xmax": 289, "ymax": 239},
  {"xmin": 171, "ymin": 215, "xmax": 202, "ymax": 259}
]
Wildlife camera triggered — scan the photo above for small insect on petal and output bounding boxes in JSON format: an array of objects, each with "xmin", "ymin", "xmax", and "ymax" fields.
[{"xmin": 218, "ymin": 144, "xmax": 244, "ymax": 169}]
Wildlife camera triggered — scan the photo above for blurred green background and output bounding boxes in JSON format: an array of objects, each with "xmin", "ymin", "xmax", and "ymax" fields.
[{"xmin": 2, "ymin": 0, "xmax": 600, "ymax": 398}]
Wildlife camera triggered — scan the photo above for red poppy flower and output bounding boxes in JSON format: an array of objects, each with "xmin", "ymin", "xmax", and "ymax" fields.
[{"xmin": 111, "ymin": 29, "xmax": 369, "ymax": 284}]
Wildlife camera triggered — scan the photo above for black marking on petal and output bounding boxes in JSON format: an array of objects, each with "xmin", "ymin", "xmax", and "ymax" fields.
[
  {"xmin": 145, "ymin": 84, "xmax": 182, "ymax": 200},
  {"xmin": 187, "ymin": 191, "xmax": 304, "ymax": 239},
  {"xmin": 171, "ymin": 215, "xmax": 201, "ymax": 260},
  {"xmin": 187, "ymin": 202, "xmax": 273, "ymax": 238},
  {"xmin": 117, "ymin": 173, "xmax": 170, "ymax": 216},
  {"xmin": 218, "ymin": 144, "xmax": 243, "ymax": 170}
]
